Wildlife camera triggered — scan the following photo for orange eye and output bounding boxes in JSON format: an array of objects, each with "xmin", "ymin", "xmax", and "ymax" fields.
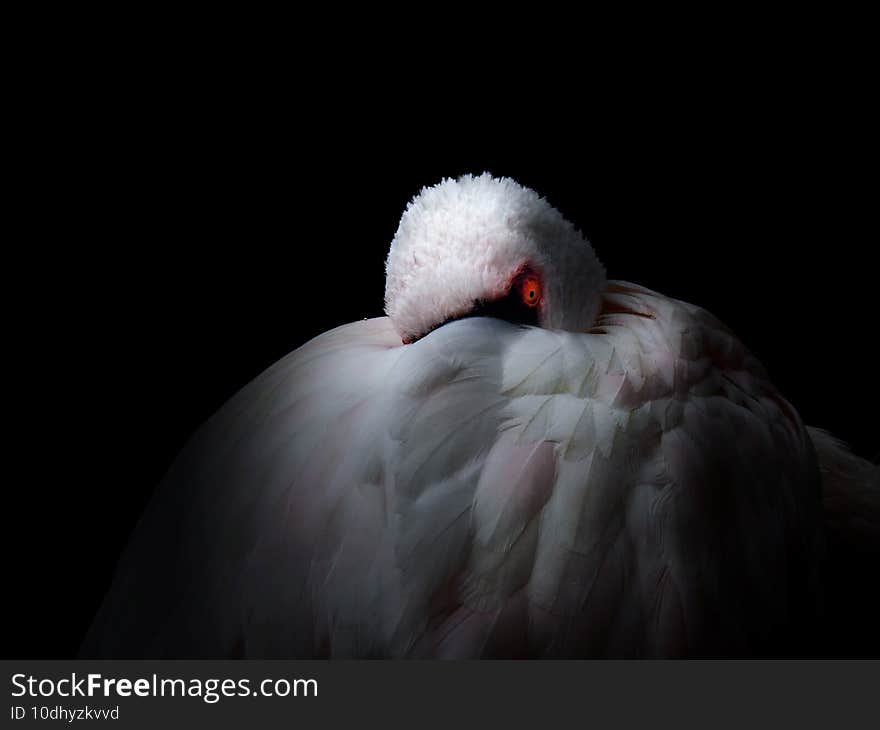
[{"xmin": 519, "ymin": 276, "xmax": 542, "ymax": 307}]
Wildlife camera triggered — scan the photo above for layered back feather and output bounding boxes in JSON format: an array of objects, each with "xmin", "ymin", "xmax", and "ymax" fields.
[{"xmin": 82, "ymin": 283, "xmax": 826, "ymax": 658}]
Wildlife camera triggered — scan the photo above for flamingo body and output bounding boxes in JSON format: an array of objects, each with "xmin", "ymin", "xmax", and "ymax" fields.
[{"xmin": 83, "ymin": 281, "xmax": 825, "ymax": 657}]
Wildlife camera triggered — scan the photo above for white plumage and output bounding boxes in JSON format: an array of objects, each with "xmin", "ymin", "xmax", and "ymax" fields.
[{"xmin": 83, "ymin": 175, "xmax": 877, "ymax": 658}]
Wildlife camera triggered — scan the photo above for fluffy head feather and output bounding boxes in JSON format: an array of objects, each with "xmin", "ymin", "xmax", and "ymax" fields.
[{"xmin": 384, "ymin": 173, "xmax": 606, "ymax": 343}]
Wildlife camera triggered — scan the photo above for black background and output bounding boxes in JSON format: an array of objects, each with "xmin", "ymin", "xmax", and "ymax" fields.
[{"xmin": 6, "ymin": 53, "xmax": 876, "ymax": 658}]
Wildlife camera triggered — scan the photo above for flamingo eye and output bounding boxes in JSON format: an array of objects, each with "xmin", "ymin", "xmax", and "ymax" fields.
[{"xmin": 519, "ymin": 275, "xmax": 542, "ymax": 307}]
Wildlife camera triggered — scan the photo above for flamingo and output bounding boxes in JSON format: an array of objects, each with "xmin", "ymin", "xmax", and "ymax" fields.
[{"xmin": 82, "ymin": 173, "xmax": 878, "ymax": 658}]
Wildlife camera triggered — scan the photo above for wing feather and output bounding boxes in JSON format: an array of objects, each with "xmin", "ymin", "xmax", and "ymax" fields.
[{"xmin": 83, "ymin": 284, "xmax": 824, "ymax": 658}]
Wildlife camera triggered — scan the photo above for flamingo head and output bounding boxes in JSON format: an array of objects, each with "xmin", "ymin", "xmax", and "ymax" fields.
[{"xmin": 384, "ymin": 173, "xmax": 606, "ymax": 344}]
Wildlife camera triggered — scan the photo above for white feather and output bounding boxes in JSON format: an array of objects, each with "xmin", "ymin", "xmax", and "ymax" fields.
[{"xmin": 83, "ymin": 282, "xmax": 825, "ymax": 657}]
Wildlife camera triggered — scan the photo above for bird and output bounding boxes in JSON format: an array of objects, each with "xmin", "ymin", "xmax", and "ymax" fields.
[{"xmin": 82, "ymin": 173, "xmax": 879, "ymax": 658}]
